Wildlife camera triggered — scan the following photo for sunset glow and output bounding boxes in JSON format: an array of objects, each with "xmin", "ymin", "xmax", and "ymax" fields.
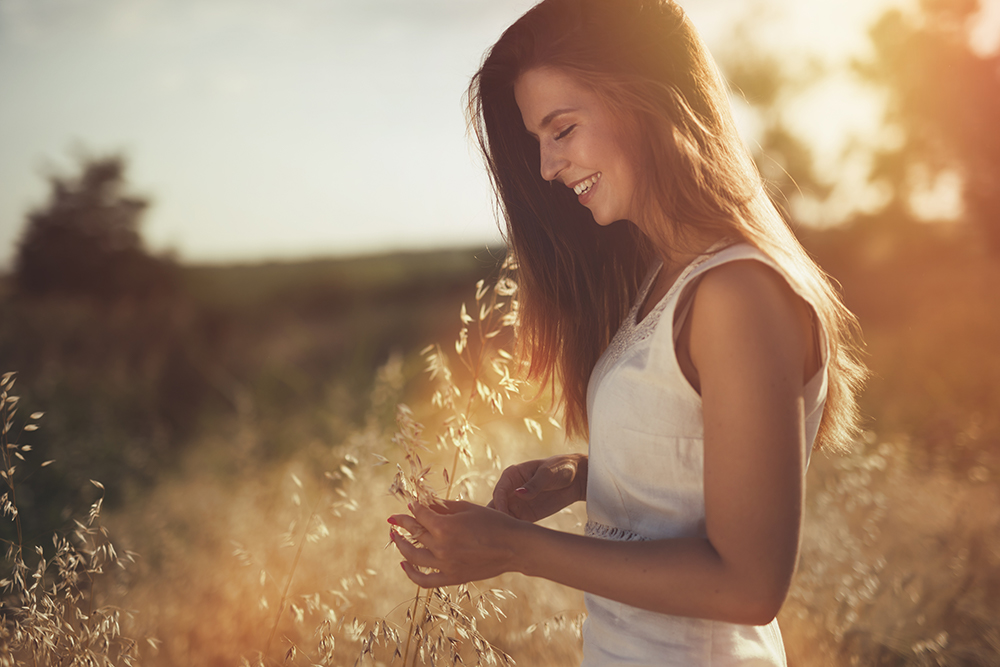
[{"xmin": 0, "ymin": 0, "xmax": 992, "ymax": 267}]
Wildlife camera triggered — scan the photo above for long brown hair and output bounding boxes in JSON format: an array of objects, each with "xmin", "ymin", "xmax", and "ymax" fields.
[{"xmin": 468, "ymin": 0, "xmax": 867, "ymax": 451}]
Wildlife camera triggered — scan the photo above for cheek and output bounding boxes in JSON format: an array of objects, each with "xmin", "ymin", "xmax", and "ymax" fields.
[
  {"xmin": 595, "ymin": 135, "xmax": 634, "ymax": 187},
  {"xmin": 605, "ymin": 124, "xmax": 641, "ymax": 192},
  {"xmin": 610, "ymin": 158, "xmax": 638, "ymax": 198},
  {"xmin": 622, "ymin": 164, "xmax": 639, "ymax": 195}
]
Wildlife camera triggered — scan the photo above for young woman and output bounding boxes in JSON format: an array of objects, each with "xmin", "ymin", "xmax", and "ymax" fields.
[{"xmin": 388, "ymin": 0, "xmax": 867, "ymax": 663}]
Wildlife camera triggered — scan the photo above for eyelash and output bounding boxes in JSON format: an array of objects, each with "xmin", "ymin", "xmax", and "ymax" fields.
[{"xmin": 555, "ymin": 125, "xmax": 576, "ymax": 140}]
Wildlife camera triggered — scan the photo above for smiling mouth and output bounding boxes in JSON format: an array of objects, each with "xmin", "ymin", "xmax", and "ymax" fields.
[{"xmin": 573, "ymin": 173, "xmax": 602, "ymax": 196}]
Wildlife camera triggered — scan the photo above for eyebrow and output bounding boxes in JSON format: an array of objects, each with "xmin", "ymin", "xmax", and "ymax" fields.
[{"xmin": 526, "ymin": 108, "xmax": 577, "ymax": 138}]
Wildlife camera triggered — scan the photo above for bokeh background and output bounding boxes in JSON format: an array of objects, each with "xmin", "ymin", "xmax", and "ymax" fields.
[{"xmin": 1, "ymin": 0, "xmax": 999, "ymax": 665}]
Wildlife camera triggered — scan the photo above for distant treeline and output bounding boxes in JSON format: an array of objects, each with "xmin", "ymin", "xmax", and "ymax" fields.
[{"xmin": 0, "ymin": 154, "xmax": 504, "ymax": 541}]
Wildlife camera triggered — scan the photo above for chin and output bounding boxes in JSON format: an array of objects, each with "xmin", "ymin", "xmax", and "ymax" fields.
[
  {"xmin": 585, "ymin": 208, "xmax": 613, "ymax": 226},
  {"xmin": 590, "ymin": 212, "xmax": 625, "ymax": 227}
]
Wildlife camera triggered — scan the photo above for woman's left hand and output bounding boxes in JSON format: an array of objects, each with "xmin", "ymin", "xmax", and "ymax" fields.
[{"xmin": 388, "ymin": 500, "xmax": 525, "ymax": 587}]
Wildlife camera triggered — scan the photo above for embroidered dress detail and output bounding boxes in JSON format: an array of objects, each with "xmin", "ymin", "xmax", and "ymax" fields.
[
  {"xmin": 585, "ymin": 520, "xmax": 650, "ymax": 542},
  {"xmin": 597, "ymin": 248, "xmax": 717, "ymax": 374}
]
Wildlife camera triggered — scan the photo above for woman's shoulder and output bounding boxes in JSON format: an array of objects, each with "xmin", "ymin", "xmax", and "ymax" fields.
[
  {"xmin": 686, "ymin": 247, "xmax": 822, "ymax": 383},
  {"xmin": 695, "ymin": 242, "xmax": 778, "ymax": 275},
  {"xmin": 694, "ymin": 258, "xmax": 804, "ymax": 320},
  {"xmin": 685, "ymin": 243, "xmax": 801, "ymax": 307}
]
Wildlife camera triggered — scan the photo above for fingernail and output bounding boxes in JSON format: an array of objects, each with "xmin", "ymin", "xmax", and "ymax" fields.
[
  {"xmin": 399, "ymin": 561, "xmax": 406, "ymax": 572},
  {"xmin": 387, "ymin": 517, "xmax": 398, "ymax": 526},
  {"xmin": 389, "ymin": 530, "xmax": 396, "ymax": 542},
  {"xmin": 514, "ymin": 487, "xmax": 528, "ymax": 495},
  {"xmin": 407, "ymin": 503, "xmax": 414, "ymax": 512}
]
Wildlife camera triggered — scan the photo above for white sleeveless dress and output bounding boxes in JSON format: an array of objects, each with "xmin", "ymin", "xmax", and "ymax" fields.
[{"xmin": 581, "ymin": 243, "xmax": 829, "ymax": 666}]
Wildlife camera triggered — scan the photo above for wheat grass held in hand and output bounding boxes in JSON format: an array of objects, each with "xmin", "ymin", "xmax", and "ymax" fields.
[{"xmin": 388, "ymin": 1, "xmax": 867, "ymax": 664}]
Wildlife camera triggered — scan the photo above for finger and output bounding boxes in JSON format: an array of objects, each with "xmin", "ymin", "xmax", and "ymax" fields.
[
  {"xmin": 413, "ymin": 498, "xmax": 470, "ymax": 520},
  {"xmin": 492, "ymin": 484, "xmax": 510, "ymax": 514},
  {"xmin": 388, "ymin": 513, "xmax": 426, "ymax": 540},
  {"xmin": 408, "ymin": 502, "xmax": 443, "ymax": 531},
  {"xmin": 494, "ymin": 463, "xmax": 531, "ymax": 493},
  {"xmin": 517, "ymin": 466, "xmax": 554, "ymax": 499},
  {"xmin": 400, "ymin": 561, "xmax": 454, "ymax": 588},
  {"xmin": 490, "ymin": 470, "xmax": 512, "ymax": 514},
  {"xmin": 493, "ymin": 465, "xmax": 533, "ymax": 514},
  {"xmin": 390, "ymin": 529, "xmax": 438, "ymax": 568},
  {"xmin": 436, "ymin": 498, "xmax": 473, "ymax": 513},
  {"xmin": 524, "ymin": 458, "xmax": 575, "ymax": 495}
]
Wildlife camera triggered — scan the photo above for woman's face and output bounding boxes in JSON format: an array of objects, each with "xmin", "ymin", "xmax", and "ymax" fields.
[{"xmin": 514, "ymin": 67, "xmax": 638, "ymax": 226}]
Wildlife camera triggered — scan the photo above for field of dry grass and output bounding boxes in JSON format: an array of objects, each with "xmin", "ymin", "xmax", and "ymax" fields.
[{"xmin": 2, "ymin": 226, "xmax": 998, "ymax": 666}]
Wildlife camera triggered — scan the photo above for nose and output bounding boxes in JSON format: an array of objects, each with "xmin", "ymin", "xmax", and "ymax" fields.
[{"xmin": 539, "ymin": 141, "xmax": 568, "ymax": 183}]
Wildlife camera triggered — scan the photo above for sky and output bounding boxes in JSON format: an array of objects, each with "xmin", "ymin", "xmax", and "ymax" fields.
[{"xmin": 0, "ymin": 0, "xmax": 974, "ymax": 270}]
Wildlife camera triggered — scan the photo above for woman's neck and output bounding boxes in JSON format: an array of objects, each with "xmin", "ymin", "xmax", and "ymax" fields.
[
  {"xmin": 628, "ymin": 210, "xmax": 727, "ymax": 273},
  {"xmin": 635, "ymin": 235, "xmax": 727, "ymax": 324}
]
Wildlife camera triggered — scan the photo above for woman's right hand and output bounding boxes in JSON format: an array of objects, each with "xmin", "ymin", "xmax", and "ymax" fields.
[{"xmin": 488, "ymin": 453, "xmax": 588, "ymax": 522}]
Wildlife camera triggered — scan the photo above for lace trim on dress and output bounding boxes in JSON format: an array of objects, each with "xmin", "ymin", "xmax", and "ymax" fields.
[
  {"xmin": 596, "ymin": 249, "xmax": 717, "ymax": 373},
  {"xmin": 585, "ymin": 520, "xmax": 650, "ymax": 542}
]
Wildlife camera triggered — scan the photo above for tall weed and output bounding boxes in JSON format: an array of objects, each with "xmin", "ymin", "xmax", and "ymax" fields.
[
  {"xmin": 1, "ymin": 371, "xmax": 143, "ymax": 666},
  {"xmin": 5, "ymin": 237, "xmax": 1000, "ymax": 665}
]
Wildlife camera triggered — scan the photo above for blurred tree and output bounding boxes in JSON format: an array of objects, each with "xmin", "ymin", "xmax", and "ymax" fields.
[
  {"xmin": 719, "ymin": 0, "xmax": 1000, "ymax": 254},
  {"xmin": 720, "ymin": 37, "xmax": 833, "ymax": 204},
  {"xmin": 858, "ymin": 0, "xmax": 1000, "ymax": 252},
  {"xmin": 14, "ymin": 154, "xmax": 179, "ymax": 300}
]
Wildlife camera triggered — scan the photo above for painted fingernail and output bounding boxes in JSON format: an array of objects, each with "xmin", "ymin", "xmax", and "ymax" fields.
[
  {"xmin": 407, "ymin": 503, "xmax": 414, "ymax": 512},
  {"xmin": 387, "ymin": 517, "xmax": 398, "ymax": 526},
  {"xmin": 514, "ymin": 487, "xmax": 528, "ymax": 495},
  {"xmin": 399, "ymin": 561, "xmax": 406, "ymax": 572}
]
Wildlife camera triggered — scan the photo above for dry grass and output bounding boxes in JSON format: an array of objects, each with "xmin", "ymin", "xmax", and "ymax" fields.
[
  {"xmin": 92, "ymin": 365, "xmax": 587, "ymax": 666},
  {"xmin": 4, "ymin": 239, "xmax": 999, "ymax": 665},
  {"xmin": 70, "ymin": 268, "xmax": 587, "ymax": 667},
  {"xmin": 782, "ymin": 437, "xmax": 1000, "ymax": 666},
  {"xmin": 1, "ymin": 372, "xmax": 143, "ymax": 666}
]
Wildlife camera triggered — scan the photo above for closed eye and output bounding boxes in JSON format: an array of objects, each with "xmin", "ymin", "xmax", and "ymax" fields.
[{"xmin": 555, "ymin": 124, "xmax": 576, "ymax": 140}]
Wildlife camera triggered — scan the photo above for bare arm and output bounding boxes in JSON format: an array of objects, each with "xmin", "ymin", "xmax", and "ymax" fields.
[{"xmin": 390, "ymin": 261, "xmax": 813, "ymax": 625}]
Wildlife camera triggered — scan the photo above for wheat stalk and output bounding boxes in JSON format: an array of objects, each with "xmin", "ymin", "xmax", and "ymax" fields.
[
  {"xmin": 1, "ymin": 371, "xmax": 142, "ymax": 667},
  {"xmin": 263, "ymin": 485, "xmax": 324, "ymax": 660},
  {"xmin": 380, "ymin": 262, "xmax": 545, "ymax": 667}
]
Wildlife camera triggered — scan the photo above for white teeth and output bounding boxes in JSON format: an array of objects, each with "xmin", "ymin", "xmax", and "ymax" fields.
[{"xmin": 573, "ymin": 173, "xmax": 602, "ymax": 196}]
